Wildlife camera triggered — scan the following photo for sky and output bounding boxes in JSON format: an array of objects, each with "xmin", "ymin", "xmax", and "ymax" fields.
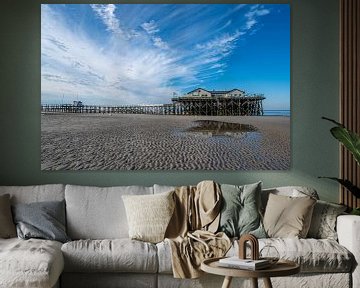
[{"xmin": 41, "ymin": 4, "xmax": 290, "ymax": 110}]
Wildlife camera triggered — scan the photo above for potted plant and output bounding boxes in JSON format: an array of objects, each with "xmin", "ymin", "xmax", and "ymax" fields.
[{"xmin": 320, "ymin": 117, "xmax": 360, "ymax": 215}]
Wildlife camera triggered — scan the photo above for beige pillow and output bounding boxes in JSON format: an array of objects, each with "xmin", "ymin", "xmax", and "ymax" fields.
[
  {"xmin": 122, "ymin": 191, "xmax": 175, "ymax": 243},
  {"xmin": 0, "ymin": 194, "xmax": 16, "ymax": 238},
  {"xmin": 263, "ymin": 193, "xmax": 316, "ymax": 238}
]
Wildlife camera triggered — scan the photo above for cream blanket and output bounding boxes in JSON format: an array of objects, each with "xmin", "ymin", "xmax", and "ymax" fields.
[{"xmin": 165, "ymin": 181, "xmax": 231, "ymax": 278}]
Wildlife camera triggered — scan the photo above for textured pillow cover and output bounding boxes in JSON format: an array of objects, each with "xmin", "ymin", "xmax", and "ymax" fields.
[
  {"xmin": 12, "ymin": 200, "xmax": 70, "ymax": 243},
  {"xmin": 218, "ymin": 182, "xmax": 266, "ymax": 238},
  {"xmin": 307, "ymin": 200, "xmax": 347, "ymax": 240},
  {"xmin": 263, "ymin": 193, "xmax": 316, "ymax": 238},
  {"xmin": 0, "ymin": 194, "xmax": 16, "ymax": 238},
  {"xmin": 122, "ymin": 190, "xmax": 175, "ymax": 243}
]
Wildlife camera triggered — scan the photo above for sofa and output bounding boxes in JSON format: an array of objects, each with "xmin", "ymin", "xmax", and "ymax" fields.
[{"xmin": 0, "ymin": 183, "xmax": 359, "ymax": 288}]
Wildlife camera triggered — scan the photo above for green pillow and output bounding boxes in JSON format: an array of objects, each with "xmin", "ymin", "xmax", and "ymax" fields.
[{"xmin": 218, "ymin": 182, "xmax": 266, "ymax": 238}]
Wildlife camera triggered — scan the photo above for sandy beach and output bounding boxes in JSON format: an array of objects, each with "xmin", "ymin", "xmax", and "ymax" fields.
[{"xmin": 41, "ymin": 113, "xmax": 290, "ymax": 170}]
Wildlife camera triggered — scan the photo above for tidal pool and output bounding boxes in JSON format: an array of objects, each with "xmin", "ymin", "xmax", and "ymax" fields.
[{"xmin": 185, "ymin": 120, "xmax": 258, "ymax": 137}]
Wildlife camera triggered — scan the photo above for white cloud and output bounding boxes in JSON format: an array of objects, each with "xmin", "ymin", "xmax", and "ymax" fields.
[
  {"xmin": 90, "ymin": 4, "xmax": 139, "ymax": 40},
  {"xmin": 141, "ymin": 20, "xmax": 159, "ymax": 34},
  {"xmin": 244, "ymin": 5, "xmax": 270, "ymax": 31},
  {"xmin": 153, "ymin": 37, "xmax": 169, "ymax": 49},
  {"xmin": 90, "ymin": 5, "xmax": 122, "ymax": 35},
  {"xmin": 141, "ymin": 20, "xmax": 169, "ymax": 50}
]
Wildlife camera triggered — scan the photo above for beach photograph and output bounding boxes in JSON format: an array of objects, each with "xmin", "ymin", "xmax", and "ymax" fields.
[{"xmin": 41, "ymin": 4, "xmax": 290, "ymax": 170}]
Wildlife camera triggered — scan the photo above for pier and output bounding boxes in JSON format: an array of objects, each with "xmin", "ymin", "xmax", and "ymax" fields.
[{"xmin": 41, "ymin": 88, "xmax": 265, "ymax": 116}]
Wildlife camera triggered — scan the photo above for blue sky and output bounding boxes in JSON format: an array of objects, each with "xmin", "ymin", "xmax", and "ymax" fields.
[{"xmin": 41, "ymin": 4, "xmax": 290, "ymax": 110}]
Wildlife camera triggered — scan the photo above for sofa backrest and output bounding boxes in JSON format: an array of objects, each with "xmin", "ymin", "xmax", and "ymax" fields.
[
  {"xmin": 65, "ymin": 184, "xmax": 153, "ymax": 240},
  {"xmin": 0, "ymin": 184, "xmax": 65, "ymax": 204}
]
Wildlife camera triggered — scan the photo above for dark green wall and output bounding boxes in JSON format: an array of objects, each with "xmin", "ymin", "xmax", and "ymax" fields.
[{"xmin": 0, "ymin": 0, "xmax": 340, "ymax": 202}]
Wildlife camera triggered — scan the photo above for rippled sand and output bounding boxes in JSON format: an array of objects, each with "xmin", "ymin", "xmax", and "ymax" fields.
[{"xmin": 41, "ymin": 113, "xmax": 290, "ymax": 170}]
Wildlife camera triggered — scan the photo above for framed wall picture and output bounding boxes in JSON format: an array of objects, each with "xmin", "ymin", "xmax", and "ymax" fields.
[{"xmin": 41, "ymin": 4, "xmax": 290, "ymax": 170}]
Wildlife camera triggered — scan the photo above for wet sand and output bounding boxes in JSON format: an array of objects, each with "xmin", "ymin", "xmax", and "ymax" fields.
[{"xmin": 41, "ymin": 113, "xmax": 290, "ymax": 170}]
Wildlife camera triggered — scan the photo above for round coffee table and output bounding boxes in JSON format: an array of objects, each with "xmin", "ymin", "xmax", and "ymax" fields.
[{"xmin": 201, "ymin": 257, "xmax": 300, "ymax": 288}]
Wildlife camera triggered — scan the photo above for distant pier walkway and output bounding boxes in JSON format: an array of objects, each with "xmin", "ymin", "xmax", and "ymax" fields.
[{"xmin": 41, "ymin": 95, "xmax": 265, "ymax": 116}]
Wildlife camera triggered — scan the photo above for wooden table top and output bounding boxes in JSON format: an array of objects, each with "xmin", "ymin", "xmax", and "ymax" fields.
[{"xmin": 201, "ymin": 257, "xmax": 300, "ymax": 278}]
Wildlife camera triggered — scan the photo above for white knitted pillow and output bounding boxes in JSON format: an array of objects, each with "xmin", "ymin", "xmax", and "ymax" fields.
[{"xmin": 122, "ymin": 191, "xmax": 175, "ymax": 243}]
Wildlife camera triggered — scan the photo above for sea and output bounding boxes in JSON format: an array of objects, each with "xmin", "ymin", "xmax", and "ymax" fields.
[{"xmin": 263, "ymin": 110, "xmax": 290, "ymax": 116}]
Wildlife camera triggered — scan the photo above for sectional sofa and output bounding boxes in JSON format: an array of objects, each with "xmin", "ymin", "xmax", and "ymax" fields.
[{"xmin": 0, "ymin": 183, "xmax": 359, "ymax": 288}]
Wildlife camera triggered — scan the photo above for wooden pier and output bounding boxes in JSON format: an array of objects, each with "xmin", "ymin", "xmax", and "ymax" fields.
[{"xmin": 41, "ymin": 90, "xmax": 265, "ymax": 116}]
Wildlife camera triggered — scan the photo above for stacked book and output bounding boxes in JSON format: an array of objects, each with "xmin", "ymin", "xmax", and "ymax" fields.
[{"xmin": 218, "ymin": 257, "xmax": 271, "ymax": 270}]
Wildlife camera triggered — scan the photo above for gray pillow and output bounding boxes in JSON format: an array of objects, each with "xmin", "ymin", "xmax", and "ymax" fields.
[
  {"xmin": 0, "ymin": 194, "xmax": 16, "ymax": 238},
  {"xmin": 12, "ymin": 200, "xmax": 70, "ymax": 243},
  {"xmin": 218, "ymin": 182, "xmax": 266, "ymax": 238},
  {"xmin": 307, "ymin": 200, "xmax": 347, "ymax": 240}
]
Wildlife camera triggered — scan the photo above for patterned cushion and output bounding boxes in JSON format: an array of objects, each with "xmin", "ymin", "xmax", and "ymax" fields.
[{"xmin": 307, "ymin": 200, "xmax": 347, "ymax": 240}]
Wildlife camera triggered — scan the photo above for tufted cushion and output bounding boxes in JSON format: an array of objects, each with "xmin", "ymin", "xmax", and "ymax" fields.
[{"xmin": 62, "ymin": 239, "xmax": 158, "ymax": 273}]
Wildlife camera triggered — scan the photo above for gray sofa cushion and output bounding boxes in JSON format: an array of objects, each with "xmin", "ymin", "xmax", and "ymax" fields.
[
  {"xmin": 0, "ymin": 238, "xmax": 64, "ymax": 288},
  {"xmin": 12, "ymin": 200, "xmax": 70, "ymax": 243},
  {"xmin": 65, "ymin": 185, "xmax": 153, "ymax": 239},
  {"xmin": 62, "ymin": 239, "xmax": 158, "ymax": 273}
]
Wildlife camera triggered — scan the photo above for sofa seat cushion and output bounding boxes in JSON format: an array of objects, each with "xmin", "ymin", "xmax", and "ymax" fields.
[
  {"xmin": 231, "ymin": 238, "xmax": 353, "ymax": 273},
  {"xmin": 157, "ymin": 238, "xmax": 354, "ymax": 274},
  {"xmin": 0, "ymin": 238, "xmax": 64, "ymax": 288},
  {"xmin": 62, "ymin": 239, "xmax": 158, "ymax": 273}
]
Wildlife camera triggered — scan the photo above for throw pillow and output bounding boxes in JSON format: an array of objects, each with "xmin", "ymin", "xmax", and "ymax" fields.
[
  {"xmin": 0, "ymin": 194, "xmax": 16, "ymax": 238},
  {"xmin": 218, "ymin": 182, "xmax": 266, "ymax": 238},
  {"xmin": 263, "ymin": 193, "xmax": 316, "ymax": 238},
  {"xmin": 307, "ymin": 200, "xmax": 347, "ymax": 240},
  {"xmin": 12, "ymin": 200, "xmax": 70, "ymax": 243},
  {"xmin": 122, "ymin": 191, "xmax": 175, "ymax": 243}
]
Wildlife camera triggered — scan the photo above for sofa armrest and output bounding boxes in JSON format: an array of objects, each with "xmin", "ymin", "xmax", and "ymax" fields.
[{"xmin": 337, "ymin": 215, "xmax": 360, "ymax": 288}]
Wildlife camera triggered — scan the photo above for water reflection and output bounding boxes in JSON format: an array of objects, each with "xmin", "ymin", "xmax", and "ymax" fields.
[{"xmin": 186, "ymin": 120, "xmax": 258, "ymax": 137}]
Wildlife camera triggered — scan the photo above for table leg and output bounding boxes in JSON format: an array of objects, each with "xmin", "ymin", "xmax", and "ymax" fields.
[
  {"xmin": 221, "ymin": 276, "xmax": 233, "ymax": 288},
  {"xmin": 263, "ymin": 277, "xmax": 273, "ymax": 288},
  {"xmin": 251, "ymin": 278, "xmax": 258, "ymax": 288}
]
